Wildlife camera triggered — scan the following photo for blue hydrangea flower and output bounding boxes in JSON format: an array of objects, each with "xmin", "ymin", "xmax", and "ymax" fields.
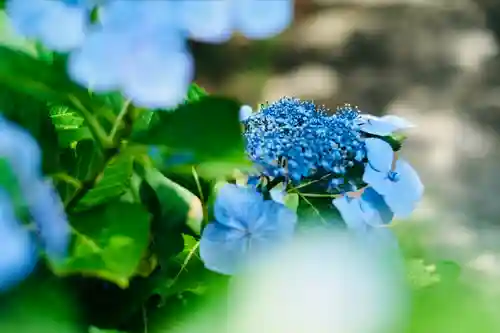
[
  {"xmin": 0, "ymin": 116, "xmax": 70, "ymax": 265},
  {"xmin": 6, "ymin": 0, "xmax": 92, "ymax": 52},
  {"xmin": 363, "ymin": 158, "xmax": 424, "ymax": 218},
  {"xmin": 357, "ymin": 114, "xmax": 414, "ymax": 136},
  {"xmin": 233, "ymin": 0, "xmax": 293, "ymax": 40},
  {"xmin": 0, "ymin": 191, "xmax": 37, "ymax": 291},
  {"xmin": 68, "ymin": 1, "xmax": 193, "ymax": 109},
  {"xmin": 244, "ymin": 98, "xmax": 366, "ymax": 188},
  {"xmin": 178, "ymin": 0, "xmax": 233, "ymax": 43},
  {"xmin": 26, "ymin": 180, "xmax": 70, "ymax": 260},
  {"xmin": 200, "ymin": 183, "xmax": 297, "ymax": 275},
  {"xmin": 179, "ymin": 0, "xmax": 293, "ymax": 42},
  {"xmin": 333, "ymin": 188, "xmax": 398, "ymax": 248}
]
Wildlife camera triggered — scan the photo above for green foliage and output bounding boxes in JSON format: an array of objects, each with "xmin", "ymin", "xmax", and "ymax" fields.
[
  {"xmin": 131, "ymin": 96, "xmax": 248, "ymax": 173},
  {"xmin": 52, "ymin": 201, "xmax": 151, "ymax": 288}
]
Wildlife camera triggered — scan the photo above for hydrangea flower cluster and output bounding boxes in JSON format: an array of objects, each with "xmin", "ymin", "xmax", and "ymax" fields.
[
  {"xmin": 200, "ymin": 97, "xmax": 423, "ymax": 275},
  {"xmin": 6, "ymin": 0, "xmax": 293, "ymax": 109},
  {"xmin": 0, "ymin": 116, "xmax": 69, "ymax": 290},
  {"xmin": 243, "ymin": 98, "xmax": 366, "ymax": 189}
]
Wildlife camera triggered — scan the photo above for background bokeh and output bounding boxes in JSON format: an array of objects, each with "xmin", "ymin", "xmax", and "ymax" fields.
[{"xmin": 189, "ymin": 0, "xmax": 500, "ymax": 288}]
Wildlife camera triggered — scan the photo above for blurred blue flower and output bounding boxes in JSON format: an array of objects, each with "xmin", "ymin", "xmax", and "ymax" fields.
[
  {"xmin": 68, "ymin": 1, "xmax": 193, "ymax": 109},
  {"xmin": 200, "ymin": 183, "xmax": 297, "ymax": 275},
  {"xmin": 357, "ymin": 114, "xmax": 414, "ymax": 136},
  {"xmin": 180, "ymin": 0, "xmax": 293, "ymax": 42},
  {"xmin": 0, "ymin": 191, "xmax": 37, "ymax": 292},
  {"xmin": 0, "ymin": 117, "xmax": 70, "ymax": 280},
  {"xmin": 6, "ymin": 0, "xmax": 91, "ymax": 52},
  {"xmin": 233, "ymin": 0, "xmax": 293, "ymax": 40},
  {"xmin": 363, "ymin": 159, "xmax": 424, "ymax": 218},
  {"xmin": 333, "ymin": 187, "xmax": 398, "ymax": 248},
  {"xmin": 7, "ymin": 0, "xmax": 293, "ymax": 109},
  {"xmin": 26, "ymin": 180, "xmax": 70, "ymax": 260}
]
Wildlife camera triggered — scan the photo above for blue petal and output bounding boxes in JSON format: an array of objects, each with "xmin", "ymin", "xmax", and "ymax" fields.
[
  {"xmin": 269, "ymin": 188, "xmax": 286, "ymax": 204},
  {"xmin": 67, "ymin": 31, "xmax": 126, "ymax": 91},
  {"xmin": 214, "ymin": 184, "xmax": 264, "ymax": 230},
  {"xmin": 199, "ymin": 222, "xmax": 248, "ymax": 275},
  {"xmin": 384, "ymin": 159, "xmax": 424, "ymax": 218},
  {"xmin": 6, "ymin": 0, "xmax": 87, "ymax": 51},
  {"xmin": 362, "ymin": 165, "xmax": 391, "ymax": 196},
  {"xmin": 179, "ymin": 0, "xmax": 232, "ymax": 43},
  {"xmin": 250, "ymin": 200, "xmax": 297, "ymax": 240},
  {"xmin": 100, "ymin": 1, "xmax": 178, "ymax": 32},
  {"xmin": 364, "ymin": 138, "xmax": 394, "ymax": 173},
  {"xmin": 0, "ymin": 118, "xmax": 42, "ymax": 182},
  {"xmin": 239, "ymin": 105, "xmax": 253, "ymax": 122},
  {"xmin": 333, "ymin": 196, "xmax": 367, "ymax": 230},
  {"xmin": 121, "ymin": 43, "xmax": 193, "ymax": 109},
  {"xmin": 25, "ymin": 181, "xmax": 70, "ymax": 261},
  {"xmin": 234, "ymin": 0, "xmax": 293, "ymax": 39},
  {"xmin": 0, "ymin": 192, "xmax": 37, "ymax": 291},
  {"xmin": 358, "ymin": 114, "xmax": 414, "ymax": 136},
  {"xmin": 360, "ymin": 187, "xmax": 393, "ymax": 225}
]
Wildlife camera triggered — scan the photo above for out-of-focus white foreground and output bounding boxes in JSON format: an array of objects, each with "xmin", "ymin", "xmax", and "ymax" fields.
[{"xmin": 176, "ymin": 229, "xmax": 409, "ymax": 333}]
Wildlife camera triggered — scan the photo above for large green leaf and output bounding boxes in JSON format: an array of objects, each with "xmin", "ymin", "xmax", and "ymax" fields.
[
  {"xmin": 131, "ymin": 96, "xmax": 245, "ymax": 162},
  {"xmin": 57, "ymin": 140, "xmax": 105, "ymax": 204},
  {"xmin": 141, "ymin": 166, "xmax": 203, "ymax": 235},
  {"xmin": 138, "ymin": 166, "xmax": 203, "ymax": 269},
  {"xmin": 0, "ymin": 46, "xmax": 84, "ymax": 102},
  {"xmin": 51, "ymin": 201, "xmax": 151, "ymax": 288},
  {"xmin": 75, "ymin": 151, "xmax": 135, "ymax": 211}
]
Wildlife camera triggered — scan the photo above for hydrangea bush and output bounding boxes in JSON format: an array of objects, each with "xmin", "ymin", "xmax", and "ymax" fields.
[{"xmin": 0, "ymin": 1, "xmax": 497, "ymax": 333}]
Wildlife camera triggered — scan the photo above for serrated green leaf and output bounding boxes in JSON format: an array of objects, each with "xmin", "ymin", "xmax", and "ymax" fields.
[
  {"xmin": 51, "ymin": 201, "xmax": 151, "ymax": 288},
  {"xmin": 50, "ymin": 105, "xmax": 91, "ymax": 147},
  {"xmin": 75, "ymin": 152, "xmax": 134, "ymax": 211},
  {"xmin": 131, "ymin": 96, "xmax": 245, "ymax": 163}
]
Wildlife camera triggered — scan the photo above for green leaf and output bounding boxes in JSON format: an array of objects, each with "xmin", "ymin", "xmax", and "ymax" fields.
[
  {"xmin": 0, "ymin": 88, "xmax": 61, "ymax": 174},
  {"xmin": 89, "ymin": 327, "xmax": 126, "ymax": 333},
  {"xmin": 59, "ymin": 140, "xmax": 104, "ymax": 182},
  {"xmin": 185, "ymin": 83, "xmax": 208, "ymax": 103},
  {"xmin": 0, "ymin": 46, "xmax": 85, "ymax": 102},
  {"xmin": 138, "ymin": 166, "xmax": 203, "ymax": 269},
  {"xmin": 50, "ymin": 105, "xmax": 91, "ymax": 147},
  {"xmin": 75, "ymin": 151, "xmax": 135, "ymax": 211},
  {"xmin": 131, "ymin": 96, "xmax": 245, "ymax": 163},
  {"xmin": 140, "ymin": 165, "xmax": 203, "ymax": 236},
  {"xmin": 283, "ymin": 193, "xmax": 299, "ymax": 213},
  {"xmin": 52, "ymin": 201, "xmax": 151, "ymax": 288}
]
